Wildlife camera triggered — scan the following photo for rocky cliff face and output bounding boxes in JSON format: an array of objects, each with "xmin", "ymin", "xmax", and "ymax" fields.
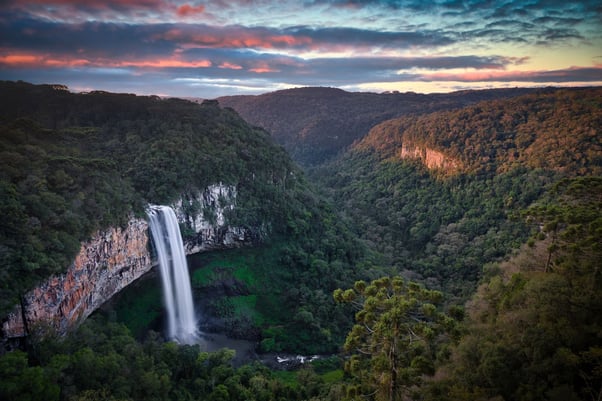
[
  {"xmin": 2, "ymin": 218, "xmax": 151, "ymax": 338},
  {"xmin": 400, "ymin": 143, "xmax": 461, "ymax": 172},
  {"xmin": 2, "ymin": 184, "xmax": 256, "ymax": 339},
  {"xmin": 176, "ymin": 184, "xmax": 262, "ymax": 254}
]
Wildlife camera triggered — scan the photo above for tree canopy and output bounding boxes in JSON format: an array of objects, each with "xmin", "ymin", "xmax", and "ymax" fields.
[{"xmin": 334, "ymin": 277, "xmax": 457, "ymax": 401}]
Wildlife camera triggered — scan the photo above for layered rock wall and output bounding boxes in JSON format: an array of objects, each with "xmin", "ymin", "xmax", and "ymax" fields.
[
  {"xmin": 2, "ymin": 184, "xmax": 257, "ymax": 339},
  {"xmin": 2, "ymin": 218, "xmax": 151, "ymax": 338},
  {"xmin": 176, "ymin": 184, "xmax": 262, "ymax": 253},
  {"xmin": 400, "ymin": 143, "xmax": 461, "ymax": 172}
]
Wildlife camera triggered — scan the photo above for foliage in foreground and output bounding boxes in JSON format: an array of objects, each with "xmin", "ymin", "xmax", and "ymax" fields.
[
  {"xmin": 334, "ymin": 277, "xmax": 457, "ymax": 401},
  {"xmin": 0, "ymin": 316, "xmax": 342, "ymax": 401},
  {"xmin": 1, "ymin": 177, "xmax": 600, "ymax": 401}
]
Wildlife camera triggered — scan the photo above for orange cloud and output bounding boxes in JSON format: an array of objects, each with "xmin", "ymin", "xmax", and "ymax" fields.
[
  {"xmin": 159, "ymin": 29, "xmax": 313, "ymax": 49},
  {"xmin": 422, "ymin": 65, "xmax": 602, "ymax": 82},
  {"xmin": 0, "ymin": 54, "xmax": 41, "ymax": 65},
  {"xmin": 177, "ymin": 4, "xmax": 205, "ymax": 17},
  {"xmin": 0, "ymin": 51, "xmax": 211, "ymax": 69},
  {"xmin": 425, "ymin": 70, "xmax": 534, "ymax": 81},
  {"xmin": 219, "ymin": 62, "xmax": 243, "ymax": 70},
  {"xmin": 0, "ymin": 52, "xmax": 92, "ymax": 67},
  {"xmin": 118, "ymin": 58, "xmax": 211, "ymax": 68},
  {"xmin": 249, "ymin": 62, "xmax": 278, "ymax": 73}
]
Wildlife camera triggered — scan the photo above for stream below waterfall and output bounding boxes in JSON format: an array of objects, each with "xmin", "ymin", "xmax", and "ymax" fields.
[
  {"xmin": 99, "ymin": 265, "xmax": 330, "ymax": 369},
  {"xmin": 97, "ymin": 261, "xmax": 304, "ymax": 369}
]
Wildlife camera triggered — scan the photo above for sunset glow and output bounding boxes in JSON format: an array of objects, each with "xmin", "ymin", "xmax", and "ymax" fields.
[{"xmin": 1, "ymin": 0, "xmax": 600, "ymax": 97}]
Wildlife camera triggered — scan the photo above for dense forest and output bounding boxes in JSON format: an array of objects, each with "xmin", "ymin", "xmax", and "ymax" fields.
[
  {"xmin": 311, "ymin": 88, "xmax": 601, "ymax": 300},
  {"xmin": 1, "ymin": 82, "xmax": 601, "ymax": 400},
  {"xmin": 219, "ymin": 86, "xmax": 538, "ymax": 166}
]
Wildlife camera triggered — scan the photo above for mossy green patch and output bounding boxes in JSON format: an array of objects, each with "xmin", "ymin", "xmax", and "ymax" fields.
[
  {"xmin": 190, "ymin": 248, "xmax": 260, "ymax": 288},
  {"xmin": 321, "ymin": 369, "xmax": 344, "ymax": 383},
  {"xmin": 230, "ymin": 295, "xmax": 264, "ymax": 325},
  {"xmin": 112, "ymin": 278, "xmax": 163, "ymax": 338},
  {"xmin": 271, "ymin": 370, "xmax": 298, "ymax": 387}
]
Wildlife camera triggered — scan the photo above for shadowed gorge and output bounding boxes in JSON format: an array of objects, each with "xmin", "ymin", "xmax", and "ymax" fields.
[{"xmin": 0, "ymin": 81, "xmax": 366, "ymax": 353}]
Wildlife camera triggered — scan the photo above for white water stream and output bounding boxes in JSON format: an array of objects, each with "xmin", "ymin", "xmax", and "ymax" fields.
[{"xmin": 147, "ymin": 205, "xmax": 197, "ymax": 344}]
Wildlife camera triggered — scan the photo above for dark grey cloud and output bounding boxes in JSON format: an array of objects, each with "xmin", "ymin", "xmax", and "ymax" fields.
[
  {"xmin": 0, "ymin": 11, "xmax": 457, "ymax": 59},
  {"xmin": 0, "ymin": 15, "xmax": 176, "ymax": 57},
  {"xmin": 284, "ymin": 26, "xmax": 455, "ymax": 48}
]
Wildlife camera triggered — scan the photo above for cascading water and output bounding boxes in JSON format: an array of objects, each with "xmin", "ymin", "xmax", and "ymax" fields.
[{"xmin": 147, "ymin": 205, "xmax": 197, "ymax": 344}]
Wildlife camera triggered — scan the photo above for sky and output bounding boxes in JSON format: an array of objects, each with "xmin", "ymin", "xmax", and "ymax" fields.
[{"xmin": 0, "ymin": 0, "xmax": 601, "ymax": 98}]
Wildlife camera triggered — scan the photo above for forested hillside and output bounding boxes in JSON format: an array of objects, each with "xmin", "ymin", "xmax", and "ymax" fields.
[
  {"xmin": 0, "ymin": 81, "xmax": 366, "ymax": 353},
  {"xmin": 356, "ymin": 87, "xmax": 602, "ymax": 175},
  {"xmin": 313, "ymin": 87, "xmax": 602, "ymax": 300},
  {"xmin": 424, "ymin": 177, "xmax": 602, "ymax": 401},
  {"xmin": 219, "ymin": 86, "xmax": 537, "ymax": 166}
]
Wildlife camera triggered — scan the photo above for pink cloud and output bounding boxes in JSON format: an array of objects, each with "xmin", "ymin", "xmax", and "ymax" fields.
[
  {"xmin": 118, "ymin": 58, "xmax": 211, "ymax": 68},
  {"xmin": 422, "ymin": 66, "xmax": 602, "ymax": 82},
  {"xmin": 176, "ymin": 4, "xmax": 206, "ymax": 17},
  {"xmin": 248, "ymin": 61, "xmax": 278, "ymax": 73}
]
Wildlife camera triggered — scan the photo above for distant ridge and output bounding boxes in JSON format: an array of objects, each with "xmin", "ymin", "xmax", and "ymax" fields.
[
  {"xmin": 219, "ymin": 86, "xmax": 543, "ymax": 167},
  {"xmin": 354, "ymin": 86, "xmax": 602, "ymax": 176}
]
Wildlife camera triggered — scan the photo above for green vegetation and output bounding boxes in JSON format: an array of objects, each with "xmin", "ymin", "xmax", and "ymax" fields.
[
  {"xmin": 220, "ymin": 86, "xmax": 538, "ymax": 167},
  {"xmin": 1, "ymin": 82, "xmax": 601, "ymax": 400},
  {"xmin": 0, "ymin": 81, "xmax": 366, "ymax": 348},
  {"xmin": 315, "ymin": 152, "xmax": 555, "ymax": 300},
  {"xmin": 334, "ymin": 277, "xmax": 457, "ymax": 401},
  {"xmin": 355, "ymin": 88, "xmax": 602, "ymax": 176},
  {"xmin": 111, "ymin": 277, "xmax": 163, "ymax": 339},
  {"xmin": 188, "ymin": 241, "xmax": 368, "ymax": 353},
  {"xmin": 313, "ymin": 88, "xmax": 601, "ymax": 301},
  {"xmin": 422, "ymin": 177, "xmax": 602, "ymax": 400},
  {"xmin": 0, "ymin": 316, "xmax": 340, "ymax": 401}
]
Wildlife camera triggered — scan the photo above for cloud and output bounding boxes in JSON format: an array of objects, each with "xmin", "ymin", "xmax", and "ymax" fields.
[
  {"xmin": 176, "ymin": 4, "xmax": 206, "ymax": 17},
  {"xmin": 0, "ymin": 14, "xmax": 457, "ymax": 65},
  {"xmin": 156, "ymin": 25, "xmax": 455, "ymax": 52},
  {"xmin": 0, "ymin": 0, "xmax": 600, "ymax": 98},
  {"xmin": 0, "ymin": 17, "xmax": 176, "ymax": 58},
  {"xmin": 420, "ymin": 66, "xmax": 602, "ymax": 83},
  {"xmin": 0, "ymin": 50, "xmax": 212, "ymax": 69},
  {"xmin": 287, "ymin": 26, "xmax": 455, "ymax": 49},
  {"xmin": 5, "ymin": 0, "xmax": 171, "ymax": 23},
  {"xmin": 218, "ymin": 61, "xmax": 243, "ymax": 69},
  {"xmin": 159, "ymin": 26, "xmax": 314, "ymax": 50}
]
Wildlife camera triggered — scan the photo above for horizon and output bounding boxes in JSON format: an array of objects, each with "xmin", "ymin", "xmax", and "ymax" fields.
[
  {"xmin": 1, "ymin": 1, "xmax": 601, "ymax": 98},
  {"xmin": 9, "ymin": 79, "xmax": 602, "ymax": 101}
]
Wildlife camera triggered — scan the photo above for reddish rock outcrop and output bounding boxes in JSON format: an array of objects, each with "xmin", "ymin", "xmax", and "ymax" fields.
[
  {"xmin": 400, "ymin": 143, "xmax": 461, "ymax": 172},
  {"xmin": 2, "ymin": 218, "xmax": 151, "ymax": 338}
]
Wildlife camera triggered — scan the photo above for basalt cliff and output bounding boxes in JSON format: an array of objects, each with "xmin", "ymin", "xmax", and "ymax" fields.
[
  {"xmin": 398, "ymin": 143, "xmax": 461, "ymax": 172},
  {"xmin": 2, "ymin": 184, "xmax": 255, "ymax": 339}
]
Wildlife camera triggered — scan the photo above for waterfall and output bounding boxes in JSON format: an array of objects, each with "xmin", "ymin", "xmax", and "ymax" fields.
[{"xmin": 147, "ymin": 205, "xmax": 197, "ymax": 344}]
